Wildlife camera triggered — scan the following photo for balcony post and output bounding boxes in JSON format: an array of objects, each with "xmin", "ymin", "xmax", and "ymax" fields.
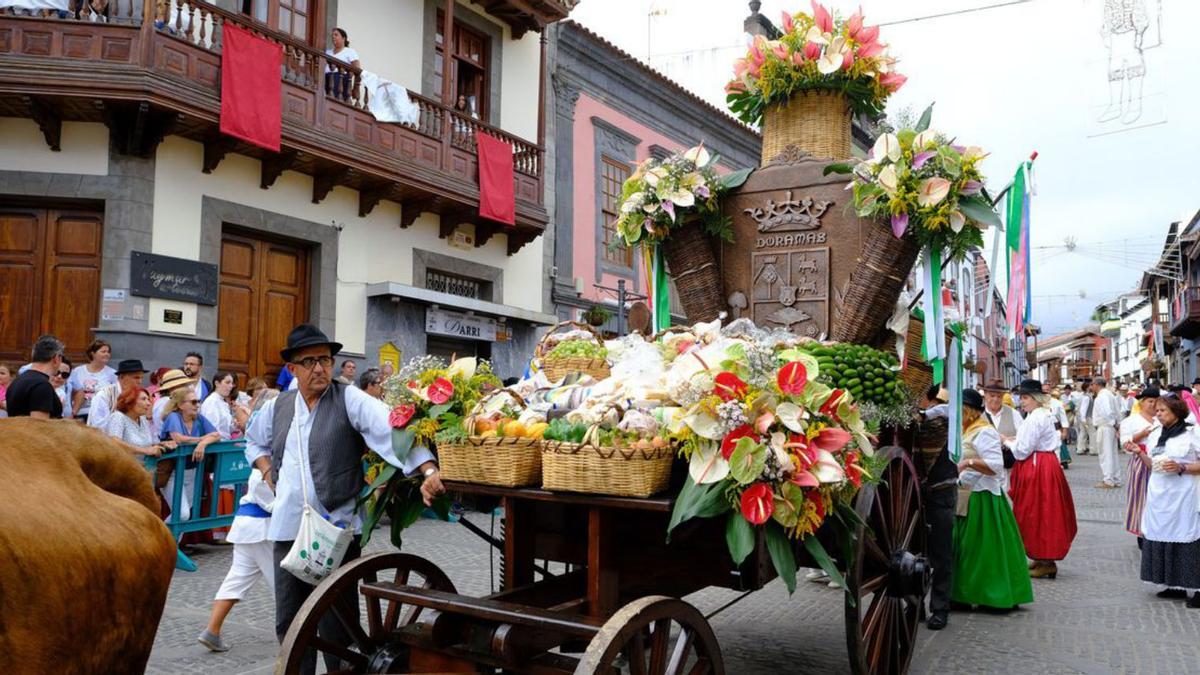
[
  {"xmin": 536, "ymin": 31, "xmax": 547, "ymax": 148},
  {"xmin": 440, "ymin": 0, "xmax": 455, "ymax": 107}
]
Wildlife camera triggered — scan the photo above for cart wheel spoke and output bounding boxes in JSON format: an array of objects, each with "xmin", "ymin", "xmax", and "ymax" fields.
[
  {"xmin": 364, "ymin": 595, "xmax": 383, "ymax": 637},
  {"xmin": 625, "ymin": 630, "xmax": 649, "ymax": 675},
  {"xmin": 577, "ymin": 597, "xmax": 723, "ymax": 675},
  {"xmin": 330, "ymin": 597, "xmax": 374, "ymax": 654},
  {"xmin": 666, "ymin": 626, "xmax": 695, "ymax": 675},
  {"xmin": 861, "ymin": 573, "xmax": 887, "ymax": 597},
  {"xmin": 648, "ymin": 618, "xmax": 672, "ymax": 673},
  {"xmin": 310, "ymin": 635, "xmax": 368, "ymax": 667}
]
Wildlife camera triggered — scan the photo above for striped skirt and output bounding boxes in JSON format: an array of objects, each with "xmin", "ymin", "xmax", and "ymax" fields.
[{"xmin": 1125, "ymin": 454, "xmax": 1151, "ymax": 537}]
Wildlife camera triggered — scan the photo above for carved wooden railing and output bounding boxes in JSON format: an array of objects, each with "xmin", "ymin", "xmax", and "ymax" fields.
[
  {"xmin": 444, "ymin": 105, "xmax": 542, "ymax": 178},
  {"xmin": 21, "ymin": 0, "xmax": 143, "ymax": 24}
]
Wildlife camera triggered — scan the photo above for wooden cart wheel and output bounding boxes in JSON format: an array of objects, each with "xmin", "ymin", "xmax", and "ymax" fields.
[
  {"xmin": 276, "ymin": 552, "xmax": 456, "ymax": 675},
  {"xmin": 574, "ymin": 596, "xmax": 724, "ymax": 675},
  {"xmin": 844, "ymin": 446, "xmax": 930, "ymax": 675}
]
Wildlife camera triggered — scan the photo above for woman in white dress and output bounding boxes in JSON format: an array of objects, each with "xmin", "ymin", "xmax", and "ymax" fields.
[
  {"xmin": 199, "ymin": 371, "xmax": 249, "ymax": 440},
  {"xmin": 1140, "ymin": 395, "xmax": 1200, "ymax": 608}
]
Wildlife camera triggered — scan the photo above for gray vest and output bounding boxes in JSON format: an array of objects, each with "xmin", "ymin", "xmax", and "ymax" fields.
[
  {"xmin": 986, "ymin": 406, "xmax": 1020, "ymax": 437},
  {"xmin": 270, "ymin": 381, "xmax": 365, "ymax": 512}
]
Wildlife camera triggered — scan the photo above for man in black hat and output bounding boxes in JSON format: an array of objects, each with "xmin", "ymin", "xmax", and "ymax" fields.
[
  {"xmin": 86, "ymin": 358, "xmax": 147, "ymax": 429},
  {"xmin": 244, "ymin": 323, "xmax": 445, "ymax": 673}
]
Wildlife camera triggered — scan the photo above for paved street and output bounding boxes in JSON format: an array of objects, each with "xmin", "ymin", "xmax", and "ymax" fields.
[{"xmin": 148, "ymin": 452, "xmax": 1200, "ymax": 674}]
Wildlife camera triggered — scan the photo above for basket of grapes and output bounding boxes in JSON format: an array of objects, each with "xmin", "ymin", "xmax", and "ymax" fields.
[{"xmin": 536, "ymin": 321, "xmax": 611, "ymax": 383}]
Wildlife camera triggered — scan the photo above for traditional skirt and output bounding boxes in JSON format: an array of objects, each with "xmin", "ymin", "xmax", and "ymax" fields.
[
  {"xmin": 1124, "ymin": 455, "xmax": 1151, "ymax": 537},
  {"xmin": 1058, "ymin": 442, "xmax": 1071, "ymax": 465},
  {"xmin": 1009, "ymin": 452, "xmax": 1078, "ymax": 561},
  {"xmin": 1141, "ymin": 538, "xmax": 1200, "ymax": 591},
  {"xmin": 952, "ymin": 491, "xmax": 1035, "ymax": 609}
]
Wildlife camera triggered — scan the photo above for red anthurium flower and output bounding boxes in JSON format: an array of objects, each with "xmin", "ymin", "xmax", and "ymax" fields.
[
  {"xmin": 721, "ymin": 424, "xmax": 759, "ymax": 460},
  {"xmin": 427, "ymin": 377, "xmax": 454, "ymax": 404},
  {"xmin": 790, "ymin": 470, "xmax": 819, "ymax": 488},
  {"xmin": 813, "ymin": 427, "xmax": 852, "ymax": 453},
  {"xmin": 845, "ymin": 451, "xmax": 863, "ymax": 488},
  {"xmin": 809, "ymin": 489, "xmax": 826, "ymax": 520},
  {"xmin": 819, "ymin": 389, "xmax": 846, "ymax": 420},
  {"xmin": 388, "ymin": 403, "xmax": 416, "ymax": 428},
  {"xmin": 713, "ymin": 372, "xmax": 749, "ymax": 402},
  {"xmin": 740, "ymin": 483, "xmax": 774, "ymax": 525},
  {"xmin": 787, "ymin": 433, "xmax": 818, "ymax": 469},
  {"xmin": 776, "ymin": 361, "xmax": 808, "ymax": 395},
  {"xmin": 407, "ymin": 380, "xmax": 419, "ymax": 390}
]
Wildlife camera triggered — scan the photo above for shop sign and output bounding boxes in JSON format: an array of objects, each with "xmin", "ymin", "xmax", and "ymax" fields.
[
  {"xmin": 130, "ymin": 251, "xmax": 219, "ymax": 306},
  {"xmin": 426, "ymin": 308, "xmax": 497, "ymax": 341}
]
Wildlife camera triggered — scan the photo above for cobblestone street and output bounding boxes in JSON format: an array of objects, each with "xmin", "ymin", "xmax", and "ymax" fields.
[{"xmin": 148, "ymin": 452, "xmax": 1200, "ymax": 674}]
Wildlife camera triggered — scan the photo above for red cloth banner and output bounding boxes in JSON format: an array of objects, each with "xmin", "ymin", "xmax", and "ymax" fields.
[
  {"xmin": 220, "ymin": 24, "xmax": 282, "ymax": 152},
  {"xmin": 476, "ymin": 132, "xmax": 515, "ymax": 226}
]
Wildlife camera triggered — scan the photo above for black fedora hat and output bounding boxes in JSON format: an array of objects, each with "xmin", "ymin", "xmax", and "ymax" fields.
[
  {"xmin": 962, "ymin": 389, "xmax": 985, "ymax": 411},
  {"xmin": 280, "ymin": 323, "xmax": 343, "ymax": 363},
  {"xmin": 1138, "ymin": 387, "xmax": 1161, "ymax": 400},
  {"xmin": 115, "ymin": 359, "xmax": 146, "ymax": 375},
  {"xmin": 1015, "ymin": 379, "xmax": 1043, "ymax": 396}
]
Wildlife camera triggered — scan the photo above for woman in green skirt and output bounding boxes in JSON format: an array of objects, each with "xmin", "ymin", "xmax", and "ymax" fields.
[{"xmin": 952, "ymin": 389, "xmax": 1035, "ymax": 610}]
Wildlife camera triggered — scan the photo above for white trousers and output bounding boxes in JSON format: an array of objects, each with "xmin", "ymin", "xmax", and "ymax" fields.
[
  {"xmin": 1076, "ymin": 422, "xmax": 1092, "ymax": 453},
  {"xmin": 1095, "ymin": 424, "xmax": 1120, "ymax": 485},
  {"xmin": 163, "ymin": 467, "xmax": 197, "ymax": 522},
  {"xmin": 214, "ymin": 540, "xmax": 276, "ymax": 601}
]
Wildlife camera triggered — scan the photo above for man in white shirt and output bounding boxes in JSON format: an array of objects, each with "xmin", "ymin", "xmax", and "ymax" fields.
[
  {"xmin": 983, "ymin": 380, "xmax": 1024, "ymax": 437},
  {"xmin": 244, "ymin": 324, "xmax": 444, "ymax": 672},
  {"xmin": 1091, "ymin": 377, "xmax": 1123, "ymax": 488},
  {"xmin": 86, "ymin": 359, "xmax": 146, "ymax": 429},
  {"xmin": 1074, "ymin": 381, "xmax": 1094, "ymax": 455}
]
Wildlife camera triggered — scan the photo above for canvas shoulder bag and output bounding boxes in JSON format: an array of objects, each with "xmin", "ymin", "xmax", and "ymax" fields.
[{"xmin": 280, "ymin": 409, "xmax": 354, "ymax": 585}]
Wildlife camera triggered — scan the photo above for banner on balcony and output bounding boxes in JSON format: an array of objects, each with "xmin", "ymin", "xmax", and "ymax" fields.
[
  {"xmin": 476, "ymin": 133, "xmax": 515, "ymax": 226},
  {"xmin": 220, "ymin": 24, "xmax": 282, "ymax": 152}
]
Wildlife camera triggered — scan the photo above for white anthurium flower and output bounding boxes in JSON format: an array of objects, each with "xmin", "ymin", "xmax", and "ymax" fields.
[
  {"xmin": 805, "ymin": 25, "xmax": 829, "ymax": 45},
  {"xmin": 683, "ymin": 145, "xmax": 711, "ymax": 168},
  {"xmin": 817, "ymin": 37, "xmax": 847, "ymax": 75},
  {"xmin": 963, "ymin": 146, "xmax": 987, "ymax": 162},
  {"xmin": 620, "ymin": 192, "xmax": 644, "ymax": 214},
  {"xmin": 642, "ymin": 201, "xmax": 660, "ymax": 214},
  {"xmin": 666, "ymin": 189, "xmax": 695, "ymax": 208},
  {"xmin": 776, "ymin": 401, "xmax": 804, "ymax": 433},
  {"xmin": 689, "ymin": 440, "xmax": 730, "ymax": 484},
  {"xmin": 681, "ymin": 172, "xmax": 705, "ymax": 190},
  {"xmin": 912, "ymin": 130, "xmax": 937, "ymax": 149},
  {"xmin": 769, "ymin": 432, "xmax": 796, "ymax": 474},
  {"xmin": 877, "ymin": 56, "xmax": 896, "ymax": 74},
  {"xmin": 684, "ymin": 410, "xmax": 725, "ymax": 440},
  {"xmin": 949, "ymin": 210, "xmax": 966, "ymax": 233},
  {"xmin": 645, "ymin": 167, "xmax": 668, "ymax": 187},
  {"xmin": 878, "ymin": 164, "xmax": 899, "ymax": 194},
  {"xmin": 446, "ymin": 356, "xmax": 477, "ymax": 380},
  {"xmin": 813, "ymin": 449, "xmax": 845, "ymax": 483},
  {"xmin": 872, "ymin": 133, "xmax": 902, "ymax": 163},
  {"xmin": 917, "ymin": 177, "xmax": 952, "ymax": 207}
]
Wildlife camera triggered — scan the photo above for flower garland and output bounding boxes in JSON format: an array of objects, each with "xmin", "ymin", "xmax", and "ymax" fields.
[{"xmin": 726, "ymin": 3, "xmax": 904, "ymax": 125}]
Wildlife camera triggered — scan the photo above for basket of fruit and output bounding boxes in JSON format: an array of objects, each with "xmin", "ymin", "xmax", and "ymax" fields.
[
  {"xmin": 437, "ymin": 389, "xmax": 547, "ymax": 488},
  {"xmin": 541, "ymin": 406, "xmax": 675, "ymax": 498},
  {"xmin": 537, "ymin": 321, "xmax": 611, "ymax": 383}
]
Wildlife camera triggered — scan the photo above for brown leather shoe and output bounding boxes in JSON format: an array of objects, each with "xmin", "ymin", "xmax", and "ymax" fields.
[{"xmin": 1029, "ymin": 562, "xmax": 1058, "ymax": 579}]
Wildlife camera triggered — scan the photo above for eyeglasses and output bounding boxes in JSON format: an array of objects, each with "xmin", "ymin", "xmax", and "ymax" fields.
[
  {"xmin": 55, "ymin": 371, "xmax": 69, "ymax": 378},
  {"xmin": 185, "ymin": 399, "xmax": 200, "ymax": 405},
  {"xmin": 293, "ymin": 355, "xmax": 335, "ymax": 370}
]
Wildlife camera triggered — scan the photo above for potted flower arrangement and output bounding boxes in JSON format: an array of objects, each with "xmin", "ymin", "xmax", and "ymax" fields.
[
  {"xmin": 726, "ymin": 3, "xmax": 904, "ymax": 162},
  {"xmin": 827, "ymin": 110, "xmax": 1002, "ymax": 345},
  {"xmin": 582, "ymin": 304, "xmax": 611, "ymax": 328},
  {"xmin": 358, "ymin": 354, "xmax": 501, "ymax": 548},
  {"xmin": 665, "ymin": 336, "xmax": 876, "ymax": 591},
  {"xmin": 616, "ymin": 144, "xmax": 750, "ymax": 324}
]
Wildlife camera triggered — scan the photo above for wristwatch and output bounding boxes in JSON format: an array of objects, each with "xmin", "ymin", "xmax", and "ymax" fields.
[{"xmin": 423, "ymin": 465, "xmax": 439, "ymax": 478}]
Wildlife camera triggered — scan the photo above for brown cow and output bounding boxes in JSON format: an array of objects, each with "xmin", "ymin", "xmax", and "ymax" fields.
[{"xmin": 0, "ymin": 418, "xmax": 176, "ymax": 674}]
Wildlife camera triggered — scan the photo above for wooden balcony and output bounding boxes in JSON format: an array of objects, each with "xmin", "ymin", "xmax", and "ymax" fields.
[
  {"xmin": 1170, "ymin": 287, "xmax": 1200, "ymax": 338},
  {"xmin": 0, "ymin": 1, "xmax": 547, "ymax": 254}
]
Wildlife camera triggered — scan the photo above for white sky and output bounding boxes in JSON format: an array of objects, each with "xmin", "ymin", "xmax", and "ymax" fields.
[{"xmin": 570, "ymin": 0, "xmax": 1200, "ymax": 337}]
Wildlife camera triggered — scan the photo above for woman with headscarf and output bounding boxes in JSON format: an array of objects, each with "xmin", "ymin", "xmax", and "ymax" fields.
[
  {"xmin": 1140, "ymin": 395, "xmax": 1200, "ymax": 607},
  {"xmin": 952, "ymin": 389, "xmax": 1034, "ymax": 609},
  {"xmin": 1120, "ymin": 388, "xmax": 1160, "ymax": 542},
  {"xmin": 1002, "ymin": 379, "xmax": 1078, "ymax": 579}
]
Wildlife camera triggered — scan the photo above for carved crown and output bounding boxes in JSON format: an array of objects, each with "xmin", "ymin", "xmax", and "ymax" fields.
[{"xmin": 743, "ymin": 191, "xmax": 832, "ymax": 233}]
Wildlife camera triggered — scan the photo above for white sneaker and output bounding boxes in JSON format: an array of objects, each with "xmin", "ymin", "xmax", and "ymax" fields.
[
  {"xmin": 827, "ymin": 580, "xmax": 842, "ymax": 589},
  {"xmin": 805, "ymin": 570, "xmax": 829, "ymax": 582}
]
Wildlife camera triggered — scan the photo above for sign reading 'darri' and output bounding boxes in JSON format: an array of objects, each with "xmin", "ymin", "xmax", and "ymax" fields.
[
  {"xmin": 130, "ymin": 251, "xmax": 219, "ymax": 306},
  {"xmin": 425, "ymin": 308, "xmax": 497, "ymax": 342}
]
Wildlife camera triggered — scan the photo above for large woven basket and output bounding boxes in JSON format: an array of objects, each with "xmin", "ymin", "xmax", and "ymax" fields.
[
  {"xmin": 541, "ymin": 437, "xmax": 675, "ymax": 498},
  {"xmin": 832, "ymin": 219, "xmax": 922, "ymax": 345},
  {"xmin": 761, "ymin": 90, "xmax": 851, "ymax": 164},
  {"xmin": 439, "ymin": 388, "xmax": 541, "ymax": 487},
  {"xmin": 661, "ymin": 219, "xmax": 724, "ymax": 324},
  {"xmin": 537, "ymin": 321, "xmax": 611, "ymax": 382},
  {"xmin": 880, "ymin": 315, "xmax": 934, "ymax": 396}
]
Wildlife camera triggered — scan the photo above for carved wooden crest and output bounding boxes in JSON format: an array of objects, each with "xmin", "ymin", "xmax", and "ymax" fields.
[
  {"xmin": 750, "ymin": 249, "xmax": 830, "ymax": 337},
  {"xmin": 743, "ymin": 191, "xmax": 832, "ymax": 233}
]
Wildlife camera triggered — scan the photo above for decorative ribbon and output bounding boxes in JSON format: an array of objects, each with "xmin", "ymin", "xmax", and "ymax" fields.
[
  {"xmin": 947, "ymin": 325, "xmax": 965, "ymax": 462},
  {"xmin": 920, "ymin": 246, "xmax": 947, "ymax": 384},
  {"xmin": 649, "ymin": 245, "xmax": 671, "ymax": 331}
]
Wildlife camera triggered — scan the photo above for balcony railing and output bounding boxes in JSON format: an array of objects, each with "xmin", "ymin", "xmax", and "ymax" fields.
[
  {"xmin": 1170, "ymin": 287, "xmax": 1200, "ymax": 338},
  {"xmin": 0, "ymin": 2, "xmax": 547, "ymax": 247}
]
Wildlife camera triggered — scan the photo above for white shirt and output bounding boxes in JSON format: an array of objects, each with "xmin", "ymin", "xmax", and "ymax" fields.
[
  {"xmin": 325, "ymin": 46, "xmax": 360, "ymax": 70},
  {"xmin": 1093, "ymin": 389, "xmax": 1122, "ymax": 427},
  {"xmin": 151, "ymin": 396, "xmax": 172, "ymax": 440},
  {"xmin": 1074, "ymin": 393, "xmax": 1093, "ymax": 424},
  {"xmin": 1120, "ymin": 412, "xmax": 1158, "ymax": 447},
  {"xmin": 226, "ymin": 469, "xmax": 275, "ymax": 545},
  {"xmin": 1142, "ymin": 427, "xmax": 1200, "ymax": 543},
  {"xmin": 200, "ymin": 392, "xmax": 235, "ymax": 440},
  {"xmin": 1005, "ymin": 407, "xmax": 1059, "ymax": 461},
  {"xmin": 244, "ymin": 384, "xmax": 433, "ymax": 542},
  {"xmin": 68, "ymin": 364, "xmax": 116, "ymax": 416},
  {"xmin": 984, "ymin": 404, "xmax": 1024, "ymax": 436},
  {"xmin": 86, "ymin": 381, "xmax": 127, "ymax": 429},
  {"xmin": 1048, "ymin": 398, "xmax": 1069, "ymax": 429},
  {"xmin": 961, "ymin": 426, "xmax": 1005, "ymax": 496}
]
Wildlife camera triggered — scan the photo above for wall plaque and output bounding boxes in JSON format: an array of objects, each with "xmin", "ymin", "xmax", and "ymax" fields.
[
  {"xmin": 426, "ymin": 307, "xmax": 497, "ymax": 342},
  {"xmin": 130, "ymin": 251, "xmax": 219, "ymax": 306},
  {"xmin": 751, "ymin": 248, "xmax": 830, "ymax": 337}
]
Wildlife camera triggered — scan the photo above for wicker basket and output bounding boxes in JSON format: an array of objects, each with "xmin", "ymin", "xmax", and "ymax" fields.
[
  {"xmin": 438, "ymin": 389, "xmax": 542, "ymax": 487},
  {"xmin": 761, "ymin": 90, "xmax": 851, "ymax": 164},
  {"xmin": 880, "ymin": 315, "xmax": 934, "ymax": 396},
  {"xmin": 537, "ymin": 321, "xmax": 611, "ymax": 383},
  {"xmin": 831, "ymin": 219, "xmax": 922, "ymax": 345},
  {"xmin": 661, "ymin": 219, "xmax": 724, "ymax": 324},
  {"xmin": 541, "ymin": 438, "xmax": 675, "ymax": 498}
]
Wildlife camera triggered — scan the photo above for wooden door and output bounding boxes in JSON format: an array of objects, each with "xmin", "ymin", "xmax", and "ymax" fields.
[
  {"xmin": 218, "ymin": 230, "xmax": 310, "ymax": 385},
  {"xmin": 0, "ymin": 207, "xmax": 102, "ymax": 365}
]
